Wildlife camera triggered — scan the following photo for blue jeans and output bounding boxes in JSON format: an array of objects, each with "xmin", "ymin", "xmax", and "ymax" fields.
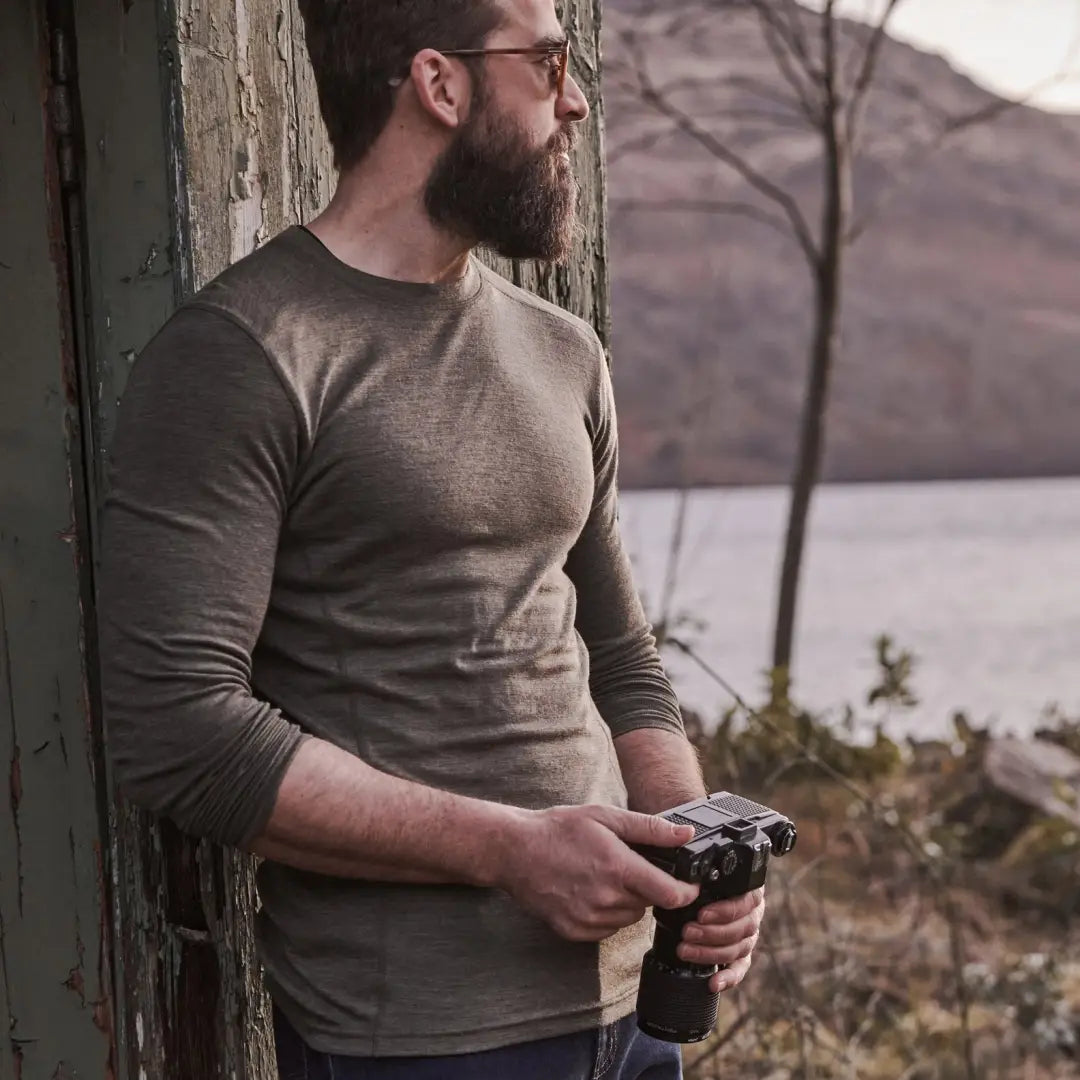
[{"xmin": 273, "ymin": 1006, "xmax": 682, "ymax": 1080}]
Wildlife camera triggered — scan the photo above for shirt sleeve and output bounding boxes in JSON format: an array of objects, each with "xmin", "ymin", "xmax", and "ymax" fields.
[
  {"xmin": 99, "ymin": 305, "xmax": 308, "ymax": 847},
  {"xmin": 564, "ymin": 339, "xmax": 686, "ymax": 741}
]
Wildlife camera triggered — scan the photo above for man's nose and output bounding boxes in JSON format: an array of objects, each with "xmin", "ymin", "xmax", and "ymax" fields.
[{"xmin": 556, "ymin": 72, "xmax": 590, "ymax": 124}]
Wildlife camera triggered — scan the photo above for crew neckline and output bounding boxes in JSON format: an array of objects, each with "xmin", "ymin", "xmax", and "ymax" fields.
[{"xmin": 289, "ymin": 225, "xmax": 484, "ymax": 308}]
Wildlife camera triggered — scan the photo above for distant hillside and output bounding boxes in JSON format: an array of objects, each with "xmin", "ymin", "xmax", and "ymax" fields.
[{"xmin": 604, "ymin": 5, "xmax": 1080, "ymax": 488}]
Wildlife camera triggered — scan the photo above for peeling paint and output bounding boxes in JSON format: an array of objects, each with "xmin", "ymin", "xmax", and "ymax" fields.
[
  {"xmin": 92, "ymin": 836, "xmax": 117, "ymax": 1080},
  {"xmin": 8, "ymin": 748, "xmax": 21, "ymax": 809},
  {"xmin": 64, "ymin": 964, "xmax": 86, "ymax": 1003},
  {"xmin": 0, "ymin": 902, "xmax": 12, "ymax": 1054},
  {"xmin": 8, "ymin": 738, "xmax": 23, "ymax": 915},
  {"xmin": 137, "ymin": 242, "xmax": 159, "ymax": 276},
  {"xmin": 229, "ymin": 0, "xmax": 268, "ymax": 261},
  {"xmin": 92, "ymin": 996, "xmax": 111, "ymax": 1035}
]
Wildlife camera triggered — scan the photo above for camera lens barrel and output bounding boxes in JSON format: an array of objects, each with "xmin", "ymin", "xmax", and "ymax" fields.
[{"xmin": 635, "ymin": 950, "xmax": 719, "ymax": 1044}]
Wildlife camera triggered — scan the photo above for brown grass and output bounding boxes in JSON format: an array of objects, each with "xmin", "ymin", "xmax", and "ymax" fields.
[{"xmin": 680, "ymin": 737, "xmax": 1080, "ymax": 1079}]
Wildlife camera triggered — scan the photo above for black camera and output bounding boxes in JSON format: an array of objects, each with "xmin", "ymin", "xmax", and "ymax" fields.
[{"xmin": 631, "ymin": 791, "xmax": 797, "ymax": 1044}]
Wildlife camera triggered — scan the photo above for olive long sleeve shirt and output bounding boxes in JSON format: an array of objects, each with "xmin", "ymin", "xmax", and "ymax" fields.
[{"xmin": 99, "ymin": 226, "xmax": 686, "ymax": 1056}]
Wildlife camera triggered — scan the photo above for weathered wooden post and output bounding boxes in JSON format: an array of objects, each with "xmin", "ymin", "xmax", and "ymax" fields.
[
  {"xmin": 1, "ymin": 5, "xmax": 117, "ymax": 1076},
  {"xmin": 2, "ymin": 0, "xmax": 609, "ymax": 1074}
]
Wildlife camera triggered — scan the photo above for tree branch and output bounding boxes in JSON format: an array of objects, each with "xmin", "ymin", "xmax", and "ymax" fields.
[
  {"xmin": 748, "ymin": 0, "xmax": 824, "ymax": 123},
  {"xmin": 850, "ymin": 0, "xmax": 903, "ymax": 103},
  {"xmin": 846, "ymin": 0, "xmax": 905, "ymax": 144},
  {"xmin": 605, "ymin": 128, "xmax": 676, "ymax": 165},
  {"xmin": 627, "ymin": 72, "xmax": 814, "ymax": 129},
  {"xmin": 685, "ymin": 1010, "xmax": 754, "ymax": 1078},
  {"xmin": 699, "ymin": 72, "xmax": 812, "ymax": 114},
  {"xmin": 609, "ymin": 197, "xmax": 797, "ymax": 242},
  {"xmin": 846, "ymin": 93, "xmax": 1026, "ymax": 244},
  {"xmin": 823, "ymin": 0, "xmax": 839, "ymax": 100},
  {"xmin": 696, "ymin": 107, "xmax": 814, "ymax": 131},
  {"xmin": 663, "ymin": 1, "xmax": 747, "ymax": 44},
  {"xmin": 630, "ymin": 70, "xmax": 819, "ymax": 265},
  {"xmin": 758, "ymin": 0, "xmax": 821, "ymax": 82}
]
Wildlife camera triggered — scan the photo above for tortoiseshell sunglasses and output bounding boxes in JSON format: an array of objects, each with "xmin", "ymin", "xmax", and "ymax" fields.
[
  {"xmin": 391, "ymin": 40, "xmax": 571, "ymax": 96},
  {"xmin": 443, "ymin": 40, "xmax": 570, "ymax": 96}
]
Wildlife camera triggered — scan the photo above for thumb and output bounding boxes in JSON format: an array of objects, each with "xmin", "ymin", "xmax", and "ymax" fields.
[{"xmin": 599, "ymin": 807, "xmax": 696, "ymax": 848}]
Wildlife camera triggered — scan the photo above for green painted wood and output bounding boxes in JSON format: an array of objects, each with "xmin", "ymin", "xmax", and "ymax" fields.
[{"xmin": 0, "ymin": 4, "xmax": 114, "ymax": 1077}]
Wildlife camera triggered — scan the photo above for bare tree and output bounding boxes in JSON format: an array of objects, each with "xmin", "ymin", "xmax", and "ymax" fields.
[{"xmin": 606, "ymin": 0, "xmax": 1035, "ymax": 680}]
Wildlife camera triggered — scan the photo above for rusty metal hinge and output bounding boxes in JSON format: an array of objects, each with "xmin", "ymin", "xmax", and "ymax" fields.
[{"xmin": 49, "ymin": 25, "xmax": 79, "ymax": 190}]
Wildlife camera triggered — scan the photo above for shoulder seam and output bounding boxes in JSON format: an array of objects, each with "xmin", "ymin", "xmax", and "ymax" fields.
[
  {"xmin": 478, "ymin": 266, "xmax": 600, "ymax": 352},
  {"xmin": 184, "ymin": 300, "xmax": 312, "ymax": 454}
]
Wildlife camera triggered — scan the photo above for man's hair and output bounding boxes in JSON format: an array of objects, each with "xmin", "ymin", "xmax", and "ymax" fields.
[{"xmin": 298, "ymin": 0, "xmax": 506, "ymax": 170}]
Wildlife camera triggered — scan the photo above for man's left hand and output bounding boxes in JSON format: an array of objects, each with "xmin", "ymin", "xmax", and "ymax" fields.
[{"xmin": 677, "ymin": 887, "xmax": 765, "ymax": 994}]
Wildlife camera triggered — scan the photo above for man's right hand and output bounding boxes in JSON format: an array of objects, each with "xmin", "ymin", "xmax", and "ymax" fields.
[{"xmin": 496, "ymin": 805, "xmax": 700, "ymax": 942}]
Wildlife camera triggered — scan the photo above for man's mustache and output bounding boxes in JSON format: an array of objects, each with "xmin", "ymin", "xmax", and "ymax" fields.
[{"xmin": 549, "ymin": 125, "xmax": 579, "ymax": 158}]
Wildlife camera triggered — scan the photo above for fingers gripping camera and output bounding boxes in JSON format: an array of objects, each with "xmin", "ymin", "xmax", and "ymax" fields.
[{"xmin": 630, "ymin": 792, "xmax": 797, "ymax": 1044}]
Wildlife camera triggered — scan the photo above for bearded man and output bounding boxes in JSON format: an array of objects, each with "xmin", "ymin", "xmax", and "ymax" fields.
[{"xmin": 99, "ymin": 1, "xmax": 765, "ymax": 1077}]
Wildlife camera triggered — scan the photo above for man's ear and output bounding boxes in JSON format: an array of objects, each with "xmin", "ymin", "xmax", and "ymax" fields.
[{"xmin": 409, "ymin": 49, "xmax": 472, "ymax": 130}]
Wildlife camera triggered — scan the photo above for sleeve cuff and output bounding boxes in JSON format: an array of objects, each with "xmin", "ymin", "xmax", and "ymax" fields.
[{"xmin": 605, "ymin": 710, "xmax": 687, "ymax": 742}]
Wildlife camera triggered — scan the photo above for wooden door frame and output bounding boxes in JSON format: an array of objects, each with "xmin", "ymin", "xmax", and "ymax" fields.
[{"xmin": 0, "ymin": 1, "xmax": 116, "ymax": 1076}]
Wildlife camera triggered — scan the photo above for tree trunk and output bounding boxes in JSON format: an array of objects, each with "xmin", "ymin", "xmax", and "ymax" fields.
[
  {"xmin": 483, "ymin": 1, "xmax": 611, "ymax": 344},
  {"xmin": 0, "ymin": 0, "xmax": 611, "ymax": 1077},
  {"xmin": 772, "ymin": 119, "xmax": 847, "ymax": 677}
]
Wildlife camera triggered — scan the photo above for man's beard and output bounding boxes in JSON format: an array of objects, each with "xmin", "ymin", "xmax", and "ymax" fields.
[{"xmin": 424, "ymin": 89, "xmax": 581, "ymax": 264}]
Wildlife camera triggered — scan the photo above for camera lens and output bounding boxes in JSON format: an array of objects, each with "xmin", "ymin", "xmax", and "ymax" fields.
[{"xmin": 636, "ymin": 950, "xmax": 719, "ymax": 1044}]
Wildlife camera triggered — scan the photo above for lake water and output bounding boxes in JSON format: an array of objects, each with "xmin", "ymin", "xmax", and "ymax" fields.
[{"xmin": 618, "ymin": 478, "xmax": 1080, "ymax": 739}]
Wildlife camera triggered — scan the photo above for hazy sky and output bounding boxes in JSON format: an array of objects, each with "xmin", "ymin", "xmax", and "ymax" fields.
[{"xmin": 832, "ymin": 0, "xmax": 1080, "ymax": 112}]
